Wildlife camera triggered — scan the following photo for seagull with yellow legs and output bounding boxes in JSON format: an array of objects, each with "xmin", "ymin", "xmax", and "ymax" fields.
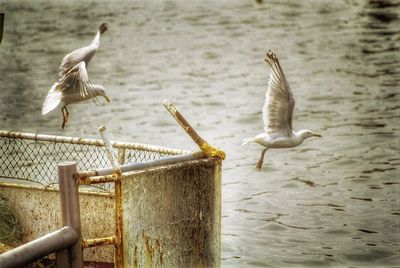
[
  {"xmin": 42, "ymin": 23, "xmax": 110, "ymax": 129},
  {"xmin": 242, "ymin": 50, "xmax": 321, "ymax": 171}
]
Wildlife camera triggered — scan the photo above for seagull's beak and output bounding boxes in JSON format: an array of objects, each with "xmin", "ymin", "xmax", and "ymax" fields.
[
  {"xmin": 313, "ymin": 132, "xmax": 322, "ymax": 137},
  {"xmin": 103, "ymin": 95, "xmax": 111, "ymax": 103}
]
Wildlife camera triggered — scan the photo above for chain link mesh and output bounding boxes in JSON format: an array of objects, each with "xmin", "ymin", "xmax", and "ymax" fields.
[{"xmin": 0, "ymin": 136, "xmax": 178, "ymax": 192}]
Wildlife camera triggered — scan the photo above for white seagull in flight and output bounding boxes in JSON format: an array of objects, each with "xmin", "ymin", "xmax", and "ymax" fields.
[
  {"xmin": 42, "ymin": 23, "xmax": 110, "ymax": 129},
  {"xmin": 242, "ymin": 50, "xmax": 321, "ymax": 171}
]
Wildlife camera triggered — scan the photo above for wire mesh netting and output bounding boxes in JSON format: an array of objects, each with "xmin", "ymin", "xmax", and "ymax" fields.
[{"xmin": 0, "ymin": 132, "xmax": 183, "ymax": 192}]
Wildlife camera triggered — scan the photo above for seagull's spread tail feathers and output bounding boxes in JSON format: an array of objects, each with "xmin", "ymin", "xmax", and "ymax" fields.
[
  {"xmin": 241, "ymin": 137, "xmax": 255, "ymax": 146},
  {"xmin": 42, "ymin": 82, "xmax": 62, "ymax": 115}
]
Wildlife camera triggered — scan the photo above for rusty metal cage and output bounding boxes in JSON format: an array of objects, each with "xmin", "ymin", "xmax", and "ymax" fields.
[{"xmin": 0, "ymin": 131, "xmax": 188, "ymax": 191}]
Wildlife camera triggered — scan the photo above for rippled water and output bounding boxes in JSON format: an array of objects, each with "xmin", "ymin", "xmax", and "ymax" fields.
[{"xmin": 1, "ymin": 0, "xmax": 399, "ymax": 267}]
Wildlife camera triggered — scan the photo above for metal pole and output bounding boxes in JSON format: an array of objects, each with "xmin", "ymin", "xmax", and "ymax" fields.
[
  {"xmin": 0, "ymin": 226, "xmax": 79, "ymax": 268},
  {"xmin": 56, "ymin": 162, "xmax": 83, "ymax": 268},
  {"xmin": 98, "ymin": 127, "xmax": 124, "ymax": 267},
  {"xmin": 163, "ymin": 99, "xmax": 226, "ymax": 161},
  {"xmin": 78, "ymin": 151, "xmax": 205, "ymax": 178}
]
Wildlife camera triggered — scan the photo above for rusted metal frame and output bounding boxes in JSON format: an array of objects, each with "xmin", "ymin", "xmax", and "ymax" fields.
[
  {"xmin": 0, "ymin": 226, "xmax": 79, "ymax": 268},
  {"xmin": 0, "ymin": 130, "xmax": 189, "ymax": 155},
  {"xmin": 57, "ymin": 162, "xmax": 83, "ymax": 268},
  {"xmin": 77, "ymin": 151, "xmax": 205, "ymax": 178},
  {"xmin": 82, "ymin": 236, "xmax": 116, "ymax": 248}
]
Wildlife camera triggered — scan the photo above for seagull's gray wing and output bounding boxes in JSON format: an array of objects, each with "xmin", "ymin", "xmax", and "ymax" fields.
[
  {"xmin": 262, "ymin": 51, "xmax": 295, "ymax": 137},
  {"xmin": 59, "ymin": 46, "xmax": 96, "ymax": 77},
  {"xmin": 59, "ymin": 61, "xmax": 94, "ymax": 97}
]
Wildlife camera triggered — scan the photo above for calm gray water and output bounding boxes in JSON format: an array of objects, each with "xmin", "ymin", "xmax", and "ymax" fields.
[{"xmin": 1, "ymin": 0, "xmax": 399, "ymax": 267}]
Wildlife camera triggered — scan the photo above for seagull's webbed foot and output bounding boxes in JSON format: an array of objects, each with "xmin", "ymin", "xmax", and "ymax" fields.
[{"xmin": 256, "ymin": 148, "xmax": 267, "ymax": 172}]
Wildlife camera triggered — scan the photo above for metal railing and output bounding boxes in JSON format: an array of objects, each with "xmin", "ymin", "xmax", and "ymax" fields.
[
  {"xmin": 0, "ymin": 101, "xmax": 225, "ymax": 267},
  {"xmin": 0, "ymin": 130, "xmax": 188, "ymax": 191},
  {"xmin": 0, "ymin": 151, "xmax": 206, "ymax": 267},
  {"xmin": 0, "ymin": 163, "xmax": 82, "ymax": 268}
]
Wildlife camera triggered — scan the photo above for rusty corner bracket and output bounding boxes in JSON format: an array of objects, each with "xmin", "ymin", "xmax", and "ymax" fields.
[
  {"xmin": 82, "ymin": 236, "xmax": 116, "ymax": 248},
  {"xmin": 163, "ymin": 99, "xmax": 226, "ymax": 162},
  {"xmin": 77, "ymin": 173, "xmax": 119, "ymax": 185}
]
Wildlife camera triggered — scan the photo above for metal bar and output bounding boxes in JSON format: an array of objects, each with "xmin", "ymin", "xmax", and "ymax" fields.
[
  {"xmin": 97, "ymin": 127, "xmax": 124, "ymax": 268},
  {"xmin": 99, "ymin": 127, "xmax": 121, "ymax": 173},
  {"xmin": 163, "ymin": 99, "xmax": 205, "ymax": 147},
  {"xmin": 163, "ymin": 100, "xmax": 226, "ymax": 160},
  {"xmin": 78, "ymin": 174, "xmax": 119, "ymax": 185},
  {"xmin": 82, "ymin": 236, "xmax": 116, "ymax": 248},
  {"xmin": 0, "ymin": 226, "xmax": 79, "ymax": 268},
  {"xmin": 117, "ymin": 148, "xmax": 126, "ymax": 165},
  {"xmin": 77, "ymin": 151, "xmax": 205, "ymax": 178},
  {"xmin": 0, "ymin": 130, "xmax": 188, "ymax": 155},
  {"xmin": 0, "ymin": 181, "xmax": 114, "ymax": 198},
  {"xmin": 57, "ymin": 162, "xmax": 83, "ymax": 268},
  {"xmin": 114, "ymin": 178, "xmax": 124, "ymax": 268}
]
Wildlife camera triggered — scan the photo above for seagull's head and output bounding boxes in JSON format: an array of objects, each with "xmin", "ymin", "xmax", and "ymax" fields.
[
  {"xmin": 94, "ymin": 86, "xmax": 110, "ymax": 103},
  {"xmin": 99, "ymin": 23, "xmax": 108, "ymax": 34},
  {"xmin": 297, "ymin": 129, "xmax": 322, "ymax": 140}
]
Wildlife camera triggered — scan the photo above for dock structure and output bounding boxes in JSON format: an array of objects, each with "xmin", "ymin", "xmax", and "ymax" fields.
[{"xmin": 0, "ymin": 129, "xmax": 222, "ymax": 267}]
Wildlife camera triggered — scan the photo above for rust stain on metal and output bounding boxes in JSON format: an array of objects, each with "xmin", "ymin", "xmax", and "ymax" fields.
[
  {"xmin": 83, "ymin": 236, "xmax": 116, "ymax": 248},
  {"xmin": 143, "ymin": 233, "xmax": 153, "ymax": 267},
  {"xmin": 141, "ymin": 232, "xmax": 163, "ymax": 268},
  {"xmin": 114, "ymin": 176, "xmax": 124, "ymax": 268},
  {"xmin": 78, "ymin": 174, "xmax": 119, "ymax": 185}
]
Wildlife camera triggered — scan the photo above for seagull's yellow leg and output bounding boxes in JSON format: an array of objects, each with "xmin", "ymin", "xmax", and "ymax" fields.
[
  {"xmin": 61, "ymin": 106, "xmax": 69, "ymax": 129},
  {"xmin": 65, "ymin": 107, "xmax": 69, "ymax": 122},
  {"xmin": 256, "ymin": 148, "xmax": 268, "ymax": 171}
]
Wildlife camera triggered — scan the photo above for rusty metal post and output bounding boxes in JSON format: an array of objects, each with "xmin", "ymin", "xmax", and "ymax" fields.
[
  {"xmin": 56, "ymin": 162, "xmax": 83, "ymax": 268},
  {"xmin": 114, "ymin": 178, "xmax": 124, "ymax": 268},
  {"xmin": 98, "ymin": 127, "xmax": 124, "ymax": 267}
]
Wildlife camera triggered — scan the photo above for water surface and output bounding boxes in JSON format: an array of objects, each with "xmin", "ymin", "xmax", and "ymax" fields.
[{"xmin": 1, "ymin": 0, "xmax": 399, "ymax": 267}]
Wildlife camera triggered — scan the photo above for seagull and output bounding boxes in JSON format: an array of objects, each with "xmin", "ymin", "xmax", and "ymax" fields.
[
  {"xmin": 42, "ymin": 23, "xmax": 110, "ymax": 129},
  {"xmin": 242, "ymin": 50, "xmax": 321, "ymax": 171}
]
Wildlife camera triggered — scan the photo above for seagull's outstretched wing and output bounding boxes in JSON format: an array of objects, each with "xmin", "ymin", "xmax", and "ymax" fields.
[
  {"xmin": 59, "ymin": 61, "xmax": 94, "ymax": 97},
  {"xmin": 263, "ymin": 51, "xmax": 295, "ymax": 137},
  {"xmin": 59, "ymin": 46, "xmax": 96, "ymax": 77}
]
